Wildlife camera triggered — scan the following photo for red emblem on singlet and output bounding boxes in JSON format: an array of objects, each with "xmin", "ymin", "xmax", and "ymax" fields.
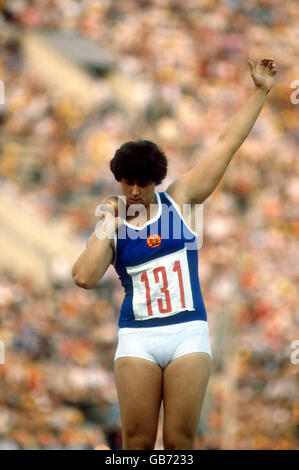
[{"xmin": 146, "ymin": 234, "xmax": 162, "ymax": 248}]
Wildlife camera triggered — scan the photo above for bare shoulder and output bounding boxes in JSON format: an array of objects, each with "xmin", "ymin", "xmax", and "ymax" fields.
[
  {"xmin": 165, "ymin": 180, "xmax": 189, "ymax": 213},
  {"xmin": 165, "ymin": 181, "xmax": 199, "ymax": 233}
]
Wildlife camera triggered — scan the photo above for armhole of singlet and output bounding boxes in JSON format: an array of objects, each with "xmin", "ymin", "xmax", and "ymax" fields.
[{"xmin": 163, "ymin": 191, "xmax": 198, "ymax": 238}]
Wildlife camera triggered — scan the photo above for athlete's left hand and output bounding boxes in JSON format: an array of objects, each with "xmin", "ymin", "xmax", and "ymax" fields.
[{"xmin": 248, "ymin": 57, "xmax": 277, "ymax": 93}]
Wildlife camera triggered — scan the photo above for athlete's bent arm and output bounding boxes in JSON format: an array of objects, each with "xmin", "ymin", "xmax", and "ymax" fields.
[
  {"xmin": 167, "ymin": 58, "xmax": 277, "ymax": 205},
  {"xmin": 72, "ymin": 212, "xmax": 119, "ymax": 289}
]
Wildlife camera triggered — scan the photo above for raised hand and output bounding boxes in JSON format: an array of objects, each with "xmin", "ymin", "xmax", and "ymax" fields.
[{"xmin": 248, "ymin": 57, "xmax": 277, "ymax": 93}]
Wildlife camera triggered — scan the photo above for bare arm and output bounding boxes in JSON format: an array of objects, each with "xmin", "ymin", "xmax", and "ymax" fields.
[
  {"xmin": 167, "ymin": 58, "xmax": 277, "ymax": 204},
  {"xmin": 72, "ymin": 205, "xmax": 122, "ymax": 289},
  {"xmin": 72, "ymin": 231, "xmax": 114, "ymax": 289}
]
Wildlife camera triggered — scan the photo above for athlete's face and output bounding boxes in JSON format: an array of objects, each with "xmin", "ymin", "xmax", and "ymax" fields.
[{"xmin": 120, "ymin": 178, "xmax": 156, "ymax": 207}]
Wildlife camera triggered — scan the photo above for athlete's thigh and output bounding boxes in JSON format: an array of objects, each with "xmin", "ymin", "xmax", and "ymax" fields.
[
  {"xmin": 114, "ymin": 357, "xmax": 163, "ymax": 439},
  {"xmin": 162, "ymin": 353, "xmax": 211, "ymax": 444}
]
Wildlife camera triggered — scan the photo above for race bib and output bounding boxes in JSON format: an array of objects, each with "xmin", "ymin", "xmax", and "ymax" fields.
[{"xmin": 126, "ymin": 247, "xmax": 194, "ymax": 320}]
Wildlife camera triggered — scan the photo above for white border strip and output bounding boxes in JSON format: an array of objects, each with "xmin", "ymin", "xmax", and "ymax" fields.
[
  {"xmin": 124, "ymin": 191, "xmax": 162, "ymax": 231},
  {"xmin": 163, "ymin": 191, "xmax": 199, "ymax": 238},
  {"xmin": 112, "ymin": 231, "xmax": 118, "ymax": 266}
]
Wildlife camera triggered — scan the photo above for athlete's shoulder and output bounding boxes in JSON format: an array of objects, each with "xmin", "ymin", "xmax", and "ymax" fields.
[{"xmin": 162, "ymin": 184, "xmax": 185, "ymax": 214}]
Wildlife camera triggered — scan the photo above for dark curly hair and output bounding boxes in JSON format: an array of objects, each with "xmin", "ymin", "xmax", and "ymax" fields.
[{"xmin": 110, "ymin": 140, "xmax": 168, "ymax": 185}]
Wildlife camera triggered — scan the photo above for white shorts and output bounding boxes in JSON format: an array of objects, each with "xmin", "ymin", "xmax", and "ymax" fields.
[{"xmin": 114, "ymin": 320, "xmax": 212, "ymax": 369}]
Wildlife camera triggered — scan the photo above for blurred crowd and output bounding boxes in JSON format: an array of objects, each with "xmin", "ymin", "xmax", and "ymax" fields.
[
  {"xmin": 0, "ymin": 0, "xmax": 298, "ymax": 450},
  {"xmin": 0, "ymin": 269, "xmax": 121, "ymax": 449}
]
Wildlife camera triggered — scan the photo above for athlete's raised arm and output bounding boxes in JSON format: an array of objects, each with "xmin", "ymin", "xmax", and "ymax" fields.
[{"xmin": 166, "ymin": 58, "xmax": 277, "ymax": 205}]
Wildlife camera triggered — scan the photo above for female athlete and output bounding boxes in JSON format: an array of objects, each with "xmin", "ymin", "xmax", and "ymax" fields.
[{"xmin": 72, "ymin": 58, "xmax": 277, "ymax": 450}]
